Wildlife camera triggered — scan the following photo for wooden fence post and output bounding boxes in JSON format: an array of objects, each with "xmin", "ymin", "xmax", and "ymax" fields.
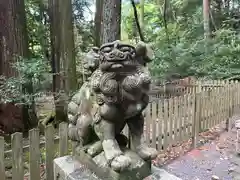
[
  {"xmin": 0, "ymin": 137, "xmax": 5, "ymax": 180},
  {"xmin": 12, "ymin": 132, "xmax": 23, "ymax": 180},
  {"xmin": 163, "ymin": 99, "xmax": 169, "ymax": 150},
  {"xmin": 226, "ymin": 81, "xmax": 232, "ymax": 131},
  {"xmin": 197, "ymin": 80, "xmax": 202, "ymax": 93},
  {"xmin": 230, "ymin": 80, "xmax": 234, "ymax": 114},
  {"xmin": 192, "ymin": 92, "xmax": 201, "ymax": 148},
  {"xmin": 157, "ymin": 100, "xmax": 163, "ymax": 150},
  {"xmin": 151, "ymin": 101, "xmax": 157, "ymax": 148},
  {"xmin": 29, "ymin": 129, "xmax": 40, "ymax": 180},
  {"xmin": 230, "ymin": 81, "xmax": 234, "ymax": 127},
  {"xmin": 45, "ymin": 125, "xmax": 54, "ymax": 180}
]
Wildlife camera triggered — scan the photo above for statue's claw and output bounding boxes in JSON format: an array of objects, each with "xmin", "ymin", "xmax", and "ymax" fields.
[
  {"xmin": 87, "ymin": 141, "xmax": 103, "ymax": 157},
  {"xmin": 137, "ymin": 145, "xmax": 158, "ymax": 160},
  {"xmin": 102, "ymin": 139, "xmax": 131, "ymax": 171},
  {"xmin": 110, "ymin": 154, "xmax": 131, "ymax": 172}
]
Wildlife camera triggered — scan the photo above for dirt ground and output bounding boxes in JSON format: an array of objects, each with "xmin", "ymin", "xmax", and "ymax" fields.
[{"xmin": 157, "ymin": 115, "xmax": 240, "ymax": 180}]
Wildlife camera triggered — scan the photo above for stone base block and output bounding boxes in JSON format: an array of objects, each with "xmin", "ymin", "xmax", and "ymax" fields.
[
  {"xmin": 54, "ymin": 148, "xmax": 151, "ymax": 180},
  {"xmin": 54, "ymin": 154, "xmax": 182, "ymax": 180},
  {"xmin": 54, "ymin": 156, "xmax": 101, "ymax": 180}
]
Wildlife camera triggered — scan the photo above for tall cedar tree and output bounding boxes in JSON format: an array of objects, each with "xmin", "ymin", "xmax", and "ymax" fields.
[
  {"xmin": 102, "ymin": 0, "xmax": 122, "ymax": 43},
  {"xmin": 48, "ymin": 0, "xmax": 77, "ymax": 124},
  {"xmin": 0, "ymin": 0, "xmax": 38, "ymax": 131}
]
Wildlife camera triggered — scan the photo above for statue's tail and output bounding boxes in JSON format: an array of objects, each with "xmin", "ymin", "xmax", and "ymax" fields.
[
  {"xmin": 68, "ymin": 82, "xmax": 93, "ymax": 124},
  {"xmin": 78, "ymin": 97, "xmax": 92, "ymax": 115},
  {"xmin": 67, "ymin": 82, "xmax": 94, "ymax": 143}
]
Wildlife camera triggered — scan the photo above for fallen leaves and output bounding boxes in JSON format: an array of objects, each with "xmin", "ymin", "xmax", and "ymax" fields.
[
  {"xmin": 153, "ymin": 139, "xmax": 192, "ymax": 166},
  {"xmin": 153, "ymin": 122, "xmax": 227, "ymax": 166}
]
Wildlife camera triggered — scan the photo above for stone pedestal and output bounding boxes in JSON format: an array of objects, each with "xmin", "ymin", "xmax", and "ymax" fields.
[
  {"xmin": 54, "ymin": 156, "xmax": 100, "ymax": 180},
  {"xmin": 54, "ymin": 149, "xmax": 151, "ymax": 180},
  {"xmin": 54, "ymin": 154, "xmax": 182, "ymax": 180}
]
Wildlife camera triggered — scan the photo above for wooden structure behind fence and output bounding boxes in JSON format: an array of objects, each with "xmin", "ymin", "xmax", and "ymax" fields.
[{"xmin": 1, "ymin": 80, "xmax": 240, "ymax": 180}]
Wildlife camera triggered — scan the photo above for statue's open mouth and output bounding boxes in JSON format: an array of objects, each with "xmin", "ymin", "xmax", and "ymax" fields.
[{"xmin": 111, "ymin": 63, "xmax": 123, "ymax": 69}]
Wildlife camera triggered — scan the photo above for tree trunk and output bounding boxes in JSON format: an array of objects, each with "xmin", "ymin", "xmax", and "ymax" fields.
[
  {"xmin": 95, "ymin": 0, "xmax": 103, "ymax": 47},
  {"xmin": 140, "ymin": 0, "xmax": 145, "ymax": 29},
  {"xmin": 59, "ymin": 0, "xmax": 77, "ymax": 93},
  {"xmin": 203, "ymin": 0, "xmax": 210, "ymax": 39},
  {"xmin": 0, "ymin": 0, "xmax": 28, "ymax": 77},
  {"xmin": 0, "ymin": 0, "xmax": 38, "ymax": 131},
  {"xmin": 48, "ymin": 0, "xmax": 67, "ymax": 124},
  {"xmin": 102, "ymin": 0, "xmax": 122, "ymax": 43}
]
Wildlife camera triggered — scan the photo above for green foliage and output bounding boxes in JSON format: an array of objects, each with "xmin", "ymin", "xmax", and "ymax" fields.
[
  {"xmin": 122, "ymin": 2, "xmax": 161, "ymax": 41},
  {"xmin": 15, "ymin": 0, "xmax": 240, "ymax": 93},
  {"xmin": 73, "ymin": 0, "xmax": 95, "ymax": 51},
  {"xmin": 14, "ymin": 57, "xmax": 49, "ymax": 82},
  {"xmin": 152, "ymin": 29, "xmax": 240, "ymax": 79},
  {"xmin": 0, "ymin": 58, "xmax": 51, "ymax": 104},
  {"xmin": 25, "ymin": 0, "xmax": 49, "ymax": 58},
  {"xmin": 23, "ymin": 0, "xmax": 95, "ymax": 92},
  {"xmin": 122, "ymin": 0, "xmax": 240, "ymax": 81}
]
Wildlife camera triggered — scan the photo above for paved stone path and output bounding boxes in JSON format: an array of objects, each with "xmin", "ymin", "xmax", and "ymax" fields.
[
  {"xmin": 162, "ymin": 116, "xmax": 240, "ymax": 180},
  {"xmin": 164, "ymin": 142, "xmax": 233, "ymax": 180},
  {"xmin": 146, "ymin": 166, "xmax": 182, "ymax": 180}
]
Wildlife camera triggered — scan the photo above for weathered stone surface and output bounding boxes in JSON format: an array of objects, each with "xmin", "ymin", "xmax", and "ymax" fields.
[
  {"xmin": 68, "ymin": 41, "xmax": 158, "ymax": 171},
  {"xmin": 54, "ymin": 149, "xmax": 151, "ymax": 180},
  {"xmin": 54, "ymin": 156, "xmax": 101, "ymax": 180},
  {"xmin": 54, "ymin": 155, "xmax": 182, "ymax": 180},
  {"xmin": 75, "ymin": 148, "xmax": 151, "ymax": 180}
]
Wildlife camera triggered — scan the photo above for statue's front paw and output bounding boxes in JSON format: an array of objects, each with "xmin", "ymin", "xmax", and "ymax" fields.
[
  {"xmin": 102, "ymin": 139, "xmax": 131, "ymax": 171},
  {"xmin": 137, "ymin": 146, "xmax": 158, "ymax": 160},
  {"xmin": 111, "ymin": 155, "xmax": 131, "ymax": 172},
  {"xmin": 87, "ymin": 141, "xmax": 103, "ymax": 157}
]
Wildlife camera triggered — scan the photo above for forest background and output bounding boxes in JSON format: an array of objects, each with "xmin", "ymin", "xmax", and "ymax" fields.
[{"xmin": 0, "ymin": 0, "xmax": 239, "ymax": 132}]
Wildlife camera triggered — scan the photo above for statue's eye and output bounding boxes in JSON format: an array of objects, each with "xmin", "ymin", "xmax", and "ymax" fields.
[
  {"xmin": 120, "ymin": 46, "xmax": 130, "ymax": 52},
  {"xmin": 131, "ymin": 51, "xmax": 136, "ymax": 57},
  {"xmin": 101, "ymin": 46, "xmax": 112, "ymax": 53}
]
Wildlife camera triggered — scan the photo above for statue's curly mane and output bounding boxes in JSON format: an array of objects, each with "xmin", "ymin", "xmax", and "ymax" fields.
[{"xmin": 88, "ymin": 41, "xmax": 152, "ymax": 105}]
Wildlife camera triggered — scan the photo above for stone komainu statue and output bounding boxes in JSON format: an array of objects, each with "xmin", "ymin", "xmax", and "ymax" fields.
[{"xmin": 67, "ymin": 40, "xmax": 157, "ymax": 172}]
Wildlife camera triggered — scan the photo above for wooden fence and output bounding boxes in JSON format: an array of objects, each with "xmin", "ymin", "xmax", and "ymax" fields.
[
  {"xmin": 145, "ymin": 81, "xmax": 240, "ymax": 150},
  {"xmin": 1, "ymin": 80, "xmax": 240, "ymax": 179},
  {"xmin": 1, "ymin": 123, "xmax": 69, "ymax": 180},
  {"xmin": 150, "ymin": 79, "xmax": 226, "ymax": 100}
]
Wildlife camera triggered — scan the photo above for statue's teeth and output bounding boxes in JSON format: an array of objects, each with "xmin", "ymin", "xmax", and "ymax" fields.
[{"xmin": 111, "ymin": 64, "xmax": 123, "ymax": 68}]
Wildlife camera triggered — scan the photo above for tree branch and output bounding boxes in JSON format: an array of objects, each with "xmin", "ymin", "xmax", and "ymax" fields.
[
  {"xmin": 163, "ymin": 0, "xmax": 169, "ymax": 43},
  {"xmin": 130, "ymin": 0, "xmax": 145, "ymax": 42}
]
